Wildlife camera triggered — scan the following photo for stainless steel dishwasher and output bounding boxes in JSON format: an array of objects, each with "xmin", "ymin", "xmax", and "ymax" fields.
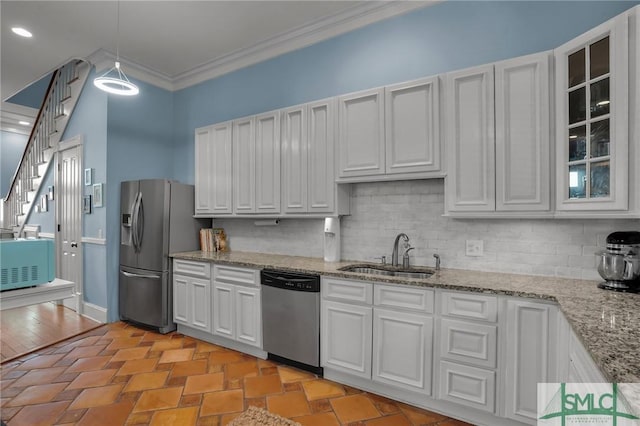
[{"xmin": 261, "ymin": 269, "xmax": 322, "ymax": 375}]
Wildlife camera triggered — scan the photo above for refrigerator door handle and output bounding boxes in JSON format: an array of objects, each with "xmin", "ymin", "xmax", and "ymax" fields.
[
  {"xmin": 120, "ymin": 270, "xmax": 161, "ymax": 279},
  {"xmin": 132, "ymin": 192, "xmax": 142, "ymax": 252},
  {"xmin": 137, "ymin": 194, "xmax": 145, "ymax": 250}
]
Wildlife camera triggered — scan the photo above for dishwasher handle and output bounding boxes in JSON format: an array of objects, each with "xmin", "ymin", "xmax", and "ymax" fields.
[{"xmin": 261, "ymin": 270, "xmax": 320, "ymax": 292}]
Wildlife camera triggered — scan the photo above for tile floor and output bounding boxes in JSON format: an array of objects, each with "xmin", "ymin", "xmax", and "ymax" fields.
[{"xmin": 0, "ymin": 322, "xmax": 471, "ymax": 426}]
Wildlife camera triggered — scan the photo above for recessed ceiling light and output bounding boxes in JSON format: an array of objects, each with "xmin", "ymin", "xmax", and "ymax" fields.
[
  {"xmin": 19, "ymin": 121, "xmax": 30, "ymax": 126},
  {"xmin": 11, "ymin": 27, "xmax": 32, "ymax": 38}
]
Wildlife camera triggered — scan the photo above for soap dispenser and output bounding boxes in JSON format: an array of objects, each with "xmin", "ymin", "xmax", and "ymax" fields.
[{"xmin": 323, "ymin": 217, "xmax": 341, "ymax": 262}]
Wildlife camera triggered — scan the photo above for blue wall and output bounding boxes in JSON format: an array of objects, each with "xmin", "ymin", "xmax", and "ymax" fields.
[
  {"xmin": 172, "ymin": 0, "xmax": 639, "ymax": 183},
  {"xmin": 0, "ymin": 131, "xmax": 28, "ymax": 197},
  {"xmin": 105, "ymin": 80, "xmax": 174, "ymax": 321}
]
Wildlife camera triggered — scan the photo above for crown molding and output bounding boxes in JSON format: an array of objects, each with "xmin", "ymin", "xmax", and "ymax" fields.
[
  {"xmin": 87, "ymin": 49, "xmax": 175, "ymax": 91},
  {"xmin": 172, "ymin": 1, "xmax": 437, "ymax": 90},
  {"xmin": 1, "ymin": 102, "xmax": 37, "ymax": 135},
  {"xmin": 88, "ymin": 1, "xmax": 438, "ymax": 93}
]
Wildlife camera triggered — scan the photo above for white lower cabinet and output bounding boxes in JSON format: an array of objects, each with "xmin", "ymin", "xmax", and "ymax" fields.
[
  {"xmin": 173, "ymin": 259, "xmax": 264, "ymax": 359},
  {"xmin": 212, "ymin": 265, "xmax": 262, "ymax": 348},
  {"xmin": 372, "ymin": 308, "xmax": 433, "ymax": 395},
  {"xmin": 172, "ymin": 260, "xmax": 211, "ymax": 333},
  {"xmin": 321, "ymin": 300, "xmax": 372, "ymax": 378},
  {"xmin": 320, "ymin": 281, "xmax": 598, "ymax": 426},
  {"xmin": 504, "ymin": 299, "xmax": 560, "ymax": 425}
]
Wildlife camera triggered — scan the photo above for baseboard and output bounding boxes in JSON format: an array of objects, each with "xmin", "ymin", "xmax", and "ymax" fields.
[
  {"xmin": 39, "ymin": 232, "xmax": 55, "ymax": 239},
  {"xmin": 82, "ymin": 301, "xmax": 107, "ymax": 323}
]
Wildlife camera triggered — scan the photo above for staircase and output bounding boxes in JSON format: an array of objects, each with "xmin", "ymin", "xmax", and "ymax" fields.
[{"xmin": 2, "ymin": 60, "xmax": 90, "ymax": 236}]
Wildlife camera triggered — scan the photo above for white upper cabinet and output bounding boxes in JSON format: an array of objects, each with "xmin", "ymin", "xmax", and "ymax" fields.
[
  {"xmin": 307, "ymin": 100, "xmax": 338, "ymax": 213},
  {"xmin": 337, "ymin": 80, "xmax": 443, "ymax": 182},
  {"xmin": 495, "ymin": 52, "xmax": 551, "ymax": 212},
  {"xmin": 232, "ymin": 112, "xmax": 280, "ymax": 214},
  {"xmin": 282, "ymin": 105, "xmax": 308, "ymax": 213},
  {"xmin": 445, "ymin": 64, "xmax": 496, "ymax": 212},
  {"xmin": 282, "ymin": 99, "xmax": 339, "ymax": 214},
  {"xmin": 194, "ymin": 122, "xmax": 233, "ymax": 215},
  {"xmin": 338, "ymin": 88, "xmax": 385, "ymax": 178},
  {"xmin": 555, "ymin": 13, "xmax": 629, "ymax": 212},
  {"xmin": 385, "ymin": 76, "xmax": 441, "ymax": 175},
  {"xmin": 233, "ymin": 117, "xmax": 256, "ymax": 213},
  {"xmin": 445, "ymin": 53, "xmax": 552, "ymax": 215},
  {"xmin": 255, "ymin": 111, "xmax": 281, "ymax": 214}
]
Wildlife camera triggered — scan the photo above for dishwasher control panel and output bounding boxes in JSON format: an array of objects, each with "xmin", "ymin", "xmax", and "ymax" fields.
[{"xmin": 261, "ymin": 269, "xmax": 320, "ymax": 292}]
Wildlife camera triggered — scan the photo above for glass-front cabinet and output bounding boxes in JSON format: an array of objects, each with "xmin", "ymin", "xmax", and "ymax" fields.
[{"xmin": 555, "ymin": 14, "xmax": 629, "ymax": 211}]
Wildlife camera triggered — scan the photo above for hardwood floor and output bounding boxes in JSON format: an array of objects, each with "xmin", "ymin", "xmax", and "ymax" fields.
[
  {"xmin": 0, "ymin": 303, "xmax": 101, "ymax": 363},
  {"xmin": 0, "ymin": 322, "xmax": 471, "ymax": 425}
]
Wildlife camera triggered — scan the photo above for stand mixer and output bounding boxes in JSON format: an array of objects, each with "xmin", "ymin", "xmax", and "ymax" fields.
[{"xmin": 595, "ymin": 231, "xmax": 640, "ymax": 292}]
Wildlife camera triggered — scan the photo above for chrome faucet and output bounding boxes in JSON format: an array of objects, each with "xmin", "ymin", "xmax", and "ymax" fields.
[{"xmin": 391, "ymin": 233, "xmax": 410, "ymax": 267}]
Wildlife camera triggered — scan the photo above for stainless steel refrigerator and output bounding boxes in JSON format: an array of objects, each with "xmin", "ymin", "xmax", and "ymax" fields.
[{"xmin": 119, "ymin": 179, "xmax": 202, "ymax": 334}]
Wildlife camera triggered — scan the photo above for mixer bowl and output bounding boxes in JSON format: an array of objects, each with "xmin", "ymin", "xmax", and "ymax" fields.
[{"xmin": 596, "ymin": 251, "xmax": 640, "ymax": 282}]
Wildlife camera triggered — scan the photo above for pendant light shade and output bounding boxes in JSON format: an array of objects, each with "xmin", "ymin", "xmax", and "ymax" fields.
[
  {"xmin": 94, "ymin": 61, "xmax": 139, "ymax": 96},
  {"xmin": 93, "ymin": 1, "xmax": 139, "ymax": 96}
]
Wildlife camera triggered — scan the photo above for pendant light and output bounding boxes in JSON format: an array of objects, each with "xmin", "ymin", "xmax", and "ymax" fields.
[{"xmin": 93, "ymin": 1, "xmax": 139, "ymax": 96}]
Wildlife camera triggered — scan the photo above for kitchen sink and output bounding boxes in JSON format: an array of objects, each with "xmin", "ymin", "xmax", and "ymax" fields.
[{"xmin": 338, "ymin": 264, "xmax": 434, "ymax": 279}]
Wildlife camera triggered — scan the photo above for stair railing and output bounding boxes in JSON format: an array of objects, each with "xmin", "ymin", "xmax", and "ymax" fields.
[{"xmin": 2, "ymin": 60, "xmax": 84, "ymax": 232}]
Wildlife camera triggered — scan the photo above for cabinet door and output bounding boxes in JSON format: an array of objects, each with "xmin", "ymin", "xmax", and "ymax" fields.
[
  {"xmin": 338, "ymin": 88, "xmax": 385, "ymax": 178},
  {"xmin": 385, "ymin": 77, "xmax": 440, "ymax": 175},
  {"xmin": 445, "ymin": 65, "xmax": 495, "ymax": 212},
  {"xmin": 282, "ymin": 106, "xmax": 308, "ymax": 213},
  {"xmin": 209, "ymin": 122, "xmax": 233, "ymax": 214},
  {"xmin": 233, "ymin": 117, "xmax": 256, "ymax": 213},
  {"xmin": 235, "ymin": 286, "xmax": 262, "ymax": 348},
  {"xmin": 504, "ymin": 300, "xmax": 558, "ymax": 423},
  {"xmin": 173, "ymin": 275, "xmax": 189, "ymax": 325},
  {"xmin": 255, "ymin": 111, "xmax": 281, "ymax": 214},
  {"xmin": 194, "ymin": 126, "xmax": 215, "ymax": 214},
  {"xmin": 495, "ymin": 52, "xmax": 551, "ymax": 212},
  {"xmin": 190, "ymin": 277, "xmax": 211, "ymax": 332},
  {"xmin": 372, "ymin": 308, "xmax": 433, "ymax": 395},
  {"xmin": 308, "ymin": 99, "xmax": 335, "ymax": 213},
  {"xmin": 321, "ymin": 300, "xmax": 372, "ymax": 379},
  {"xmin": 212, "ymin": 281, "xmax": 235, "ymax": 339},
  {"xmin": 555, "ymin": 14, "xmax": 628, "ymax": 211}
]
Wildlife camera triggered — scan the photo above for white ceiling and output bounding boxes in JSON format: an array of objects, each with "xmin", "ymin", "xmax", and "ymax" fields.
[{"xmin": 1, "ymin": 1, "xmax": 432, "ymax": 102}]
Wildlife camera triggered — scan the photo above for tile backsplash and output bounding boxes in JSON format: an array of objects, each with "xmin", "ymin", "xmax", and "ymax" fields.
[{"xmin": 215, "ymin": 179, "xmax": 640, "ymax": 280}]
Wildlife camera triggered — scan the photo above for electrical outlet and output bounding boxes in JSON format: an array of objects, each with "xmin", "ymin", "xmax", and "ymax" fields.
[{"xmin": 466, "ymin": 240, "xmax": 484, "ymax": 257}]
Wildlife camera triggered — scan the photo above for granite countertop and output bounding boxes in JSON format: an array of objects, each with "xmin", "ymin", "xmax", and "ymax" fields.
[{"xmin": 171, "ymin": 250, "xmax": 640, "ymax": 383}]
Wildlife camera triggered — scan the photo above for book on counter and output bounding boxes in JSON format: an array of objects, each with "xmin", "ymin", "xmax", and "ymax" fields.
[{"xmin": 199, "ymin": 228, "xmax": 227, "ymax": 252}]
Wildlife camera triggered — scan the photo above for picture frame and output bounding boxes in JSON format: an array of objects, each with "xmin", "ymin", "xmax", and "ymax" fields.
[
  {"xmin": 83, "ymin": 195, "xmax": 92, "ymax": 214},
  {"xmin": 92, "ymin": 183, "xmax": 103, "ymax": 208},
  {"xmin": 84, "ymin": 168, "xmax": 92, "ymax": 186}
]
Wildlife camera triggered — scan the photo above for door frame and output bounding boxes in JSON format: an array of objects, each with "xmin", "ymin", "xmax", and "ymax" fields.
[{"xmin": 55, "ymin": 135, "xmax": 84, "ymax": 314}]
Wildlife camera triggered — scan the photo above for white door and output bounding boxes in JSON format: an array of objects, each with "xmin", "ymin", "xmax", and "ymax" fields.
[
  {"xmin": 235, "ymin": 286, "xmax": 261, "ymax": 347},
  {"xmin": 57, "ymin": 141, "xmax": 83, "ymax": 312},
  {"xmin": 194, "ymin": 126, "xmax": 214, "ymax": 214},
  {"xmin": 255, "ymin": 111, "xmax": 281, "ymax": 214},
  {"xmin": 372, "ymin": 308, "xmax": 433, "ymax": 395},
  {"xmin": 385, "ymin": 76, "xmax": 441, "ymax": 175},
  {"xmin": 321, "ymin": 300, "xmax": 372, "ymax": 379},
  {"xmin": 173, "ymin": 275, "xmax": 189, "ymax": 325},
  {"xmin": 190, "ymin": 277, "xmax": 211, "ymax": 332},
  {"xmin": 212, "ymin": 281, "xmax": 235, "ymax": 339},
  {"xmin": 233, "ymin": 117, "xmax": 256, "ymax": 213},
  {"xmin": 445, "ymin": 65, "xmax": 495, "ymax": 212},
  {"xmin": 338, "ymin": 88, "xmax": 385, "ymax": 178},
  {"xmin": 308, "ymin": 99, "xmax": 335, "ymax": 213},
  {"xmin": 194, "ymin": 122, "xmax": 233, "ymax": 215},
  {"xmin": 495, "ymin": 52, "xmax": 551, "ymax": 211},
  {"xmin": 504, "ymin": 300, "xmax": 558, "ymax": 423},
  {"xmin": 282, "ymin": 106, "xmax": 307, "ymax": 213}
]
